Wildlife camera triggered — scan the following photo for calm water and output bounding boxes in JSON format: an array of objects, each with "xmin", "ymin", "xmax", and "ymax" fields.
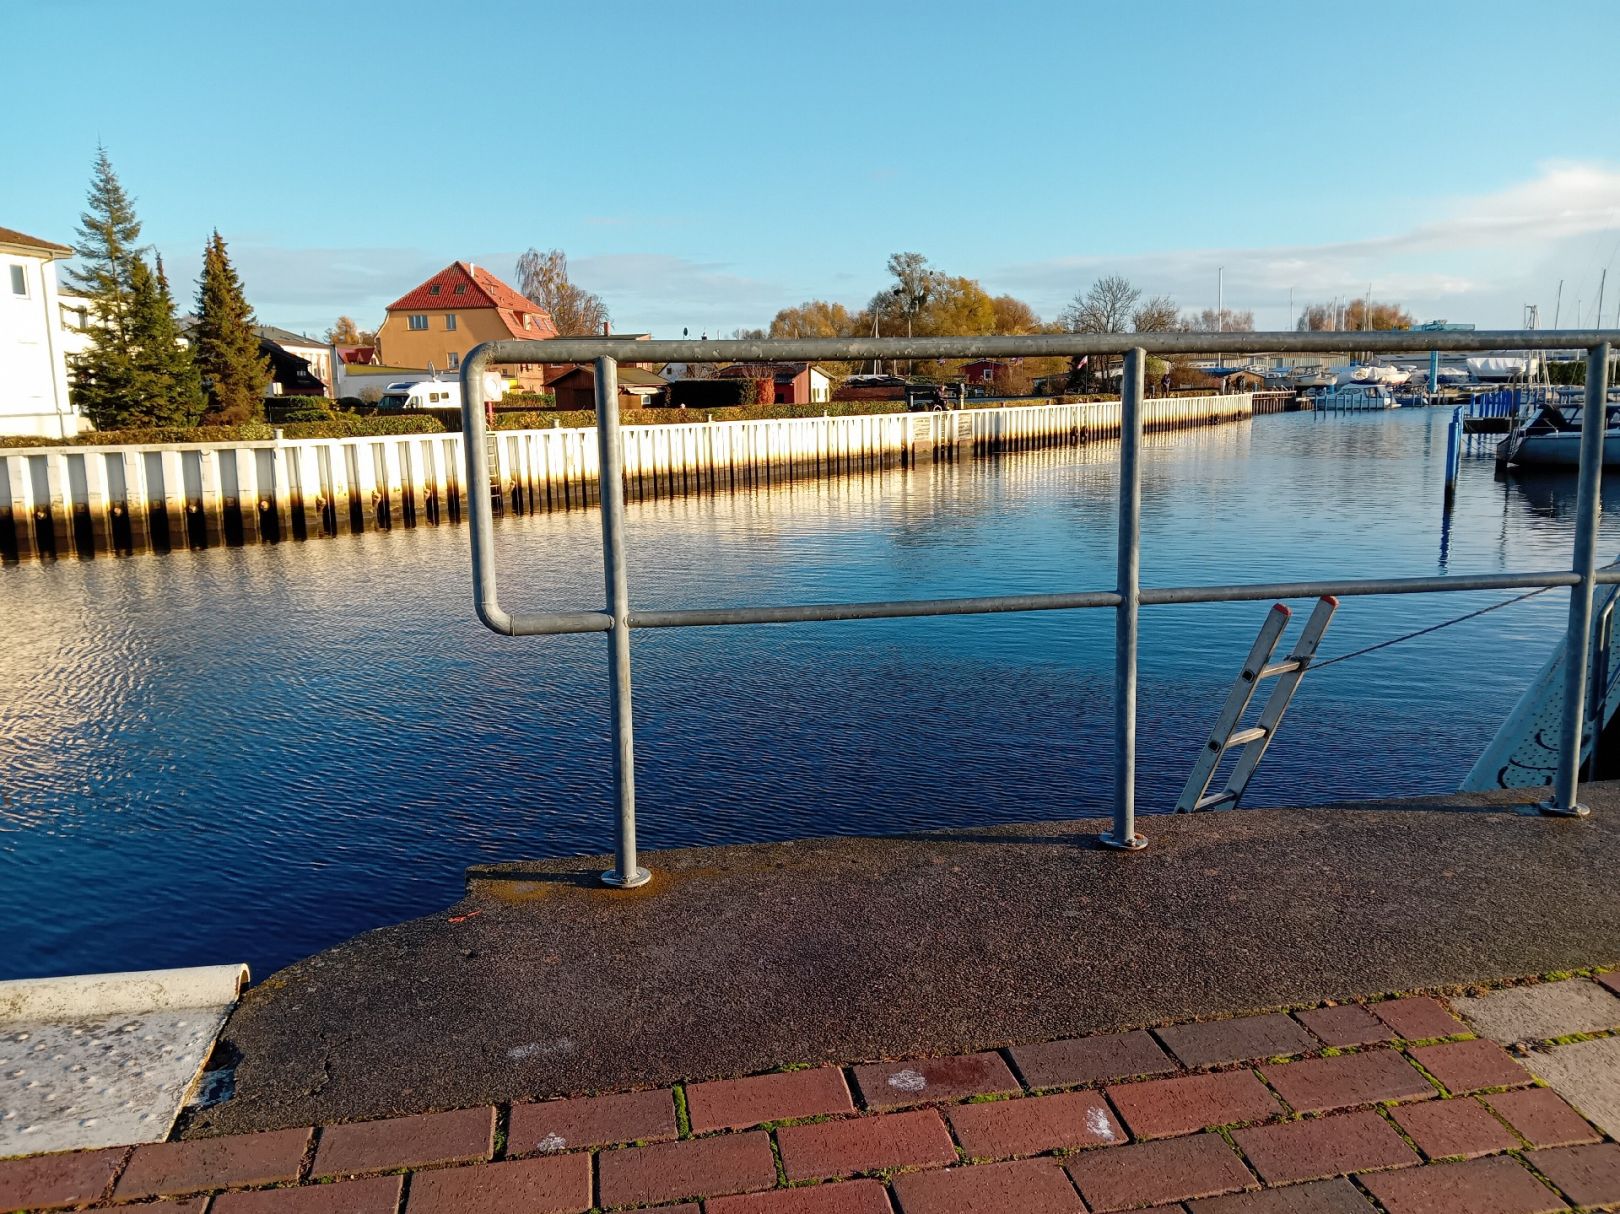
[{"xmin": 2, "ymin": 408, "xmax": 1612, "ymax": 980}]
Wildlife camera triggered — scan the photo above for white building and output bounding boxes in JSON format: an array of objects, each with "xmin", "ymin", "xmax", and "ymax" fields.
[{"xmin": 1, "ymin": 225, "xmax": 82, "ymax": 438}]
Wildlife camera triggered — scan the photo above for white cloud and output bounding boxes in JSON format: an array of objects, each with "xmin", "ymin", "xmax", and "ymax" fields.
[{"xmin": 996, "ymin": 162, "xmax": 1620, "ymax": 328}]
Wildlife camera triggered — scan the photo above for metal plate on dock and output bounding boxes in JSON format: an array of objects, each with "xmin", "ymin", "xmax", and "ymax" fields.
[{"xmin": 0, "ymin": 965, "xmax": 248, "ymax": 1157}]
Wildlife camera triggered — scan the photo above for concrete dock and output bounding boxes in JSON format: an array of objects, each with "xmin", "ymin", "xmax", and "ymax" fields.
[{"xmin": 189, "ymin": 784, "xmax": 1620, "ymax": 1138}]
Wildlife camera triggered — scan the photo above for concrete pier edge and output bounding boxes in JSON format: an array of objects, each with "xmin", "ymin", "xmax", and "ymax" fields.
[{"xmin": 184, "ymin": 783, "xmax": 1620, "ymax": 1138}]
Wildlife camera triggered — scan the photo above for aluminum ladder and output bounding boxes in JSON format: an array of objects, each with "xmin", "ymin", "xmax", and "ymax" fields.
[{"xmin": 1176, "ymin": 596, "xmax": 1338, "ymax": 813}]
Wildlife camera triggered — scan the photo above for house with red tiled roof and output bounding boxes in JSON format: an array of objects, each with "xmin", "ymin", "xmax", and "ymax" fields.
[{"xmin": 376, "ymin": 262, "xmax": 557, "ymax": 391}]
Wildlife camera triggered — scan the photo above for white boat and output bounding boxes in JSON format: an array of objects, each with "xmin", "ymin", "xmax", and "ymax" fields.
[
  {"xmin": 1497, "ymin": 399, "xmax": 1620, "ymax": 467},
  {"xmin": 1315, "ymin": 383, "xmax": 1400, "ymax": 410}
]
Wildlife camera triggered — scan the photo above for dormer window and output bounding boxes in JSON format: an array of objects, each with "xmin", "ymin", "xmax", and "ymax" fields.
[
  {"xmin": 428, "ymin": 284, "xmax": 441, "ymax": 295},
  {"xmin": 523, "ymin": 315, "xmax": 533, "ymax": 330},
  {"xmin": 454, "ymin": 284, "xmax": 467, "ymax": 295}
]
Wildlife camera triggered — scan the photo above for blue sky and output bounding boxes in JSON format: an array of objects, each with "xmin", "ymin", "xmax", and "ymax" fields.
[{"xmin": 6, "ymin": 0, "xmax": 1619, "ymax": 339}]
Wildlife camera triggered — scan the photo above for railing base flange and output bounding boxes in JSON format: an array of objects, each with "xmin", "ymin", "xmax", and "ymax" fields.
[
  {"xmin": 1098, "ymin": 831, "xmax": 1148, "ymax": 851},
  {"xmin": 1536, "ymin": 800, "xmax": 1592, "ymax": 819},
  {"xmin": 601, "ymin": 867, "xmax": 652, "ymax": 889}
]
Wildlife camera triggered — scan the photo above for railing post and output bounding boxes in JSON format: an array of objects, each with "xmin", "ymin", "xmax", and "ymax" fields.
[
  {"xmin": 1102, "ymin": 347, "xmax": 1148, "ymax": 850},
  {"xmin": 595, "ymin": 356, "xmax": 651, "ymax": 886},
  {"xmin": 1542, "ymin": 341, "xmax": 1610, "ymax": 818}
]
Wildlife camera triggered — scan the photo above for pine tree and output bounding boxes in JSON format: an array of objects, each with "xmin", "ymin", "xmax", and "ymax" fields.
[
  {"xmin": 67, "ymin": 146, "xmax": 144, "ymax": 429},
  {"xmin": 128, "ymin": 258, "xmax": 206, "ymax": 428},
  {"xmin": 193, "ymin": 230, "xmax": 271, "ymax": 424},
  {"xmin": 64, "ymin": 147, "xmax": 205, "ymax": 430}
]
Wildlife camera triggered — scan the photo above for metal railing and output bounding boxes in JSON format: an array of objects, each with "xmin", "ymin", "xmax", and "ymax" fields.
[{"xmin": 461, "ymin": 330, "xmax": 1616, "ymax": 886}]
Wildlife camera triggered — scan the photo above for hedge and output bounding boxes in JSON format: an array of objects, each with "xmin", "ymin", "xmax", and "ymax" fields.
[{"xmin": 0, "ymin": 414, "xmax": 444, "ymax": 449}]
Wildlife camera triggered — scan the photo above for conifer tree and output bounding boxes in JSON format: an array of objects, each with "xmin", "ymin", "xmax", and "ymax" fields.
[
  {"xmin": 193, "ymin": 230, "xmax": 271, "ymax": 424},
  {"xmin": 66, "ymin": 146, "xmax": 144, "ymax": 429},
  {"xmin": 65, "ymin": 147, "xmax": 205, "ymax": 429},
  {"xmin": 128, "ymin": 258, "xmax": 206, "ymax": 428}
]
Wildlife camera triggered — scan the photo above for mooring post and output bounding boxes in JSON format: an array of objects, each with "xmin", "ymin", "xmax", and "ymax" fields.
[
  {"xmin": 1429, "ymin": 349, "xmax": 1440, "ymax": 405},
  {"xmin": 1102, "ymin": 347, "xmax": 1148, "ymax": 851},
  {"xmin": 595, "ymin": 355, "xmax": 651, "ymax": 887},
  {"xmin": 1543, "ymin": 341, "xmax": 1610, "ymax": 818},
  {"xmin": 1443, "ymin": 406, "xmax": 1462, "ymax": 506}
]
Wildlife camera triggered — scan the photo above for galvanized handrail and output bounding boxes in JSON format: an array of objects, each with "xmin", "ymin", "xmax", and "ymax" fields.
[{"xmin": 461, "ymin": 330, "xmax": 1615, "ymax": 886}]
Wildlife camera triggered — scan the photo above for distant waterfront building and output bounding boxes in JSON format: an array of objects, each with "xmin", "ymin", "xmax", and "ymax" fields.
[
  {"xmin": 377, "ymin": 262, "xmax": 557, "ymax": 392},
  {"xmin": 0, "ymin": 225, "xmax": 82, "ymax": 438},
  {"xmin": 713, "ymin": 362, "xmax": 833, "ymax": 404},
  {"xmin": 255, "ymin": 326, "xmax": 333, "ymax": 395}
]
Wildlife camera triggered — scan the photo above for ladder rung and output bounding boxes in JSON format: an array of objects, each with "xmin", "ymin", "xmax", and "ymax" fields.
[
  {"xmin": 1225, "ymin": 726, "xmax": 1269, "ymax": 747},
  {"xmin": 1257, "ymin": 659, "xmax": 1304, "ymax": 678},
  {"xmin": 1196, "ymin": 791, "xmax": 1238, "ymax": 811}
]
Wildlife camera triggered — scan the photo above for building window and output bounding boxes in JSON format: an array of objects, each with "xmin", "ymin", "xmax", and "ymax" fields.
[
  {"xmin": 445, "ymin": 314, "xmax": 457, "ymax": 331},
  {"xmin": 454, "ymin": 284, "xmax": 467, "ymax": 295},
  {"xmin": 448, "ymin": 352, "xmax": 460, "ymax": 368},
  {"xmin": 428, "ymin": 284, "xmax": 441, "ymax": 296},
  {"xmin": 408, "ymin": 315, "xmax": 428, "ymax": 331},
  {"xmin": 523, "ymin": 315, "xmax": 533, "ymax": 330},
  {"xmin": 9, "ymin": 265, "xmax": 27, "ymax": 297}
]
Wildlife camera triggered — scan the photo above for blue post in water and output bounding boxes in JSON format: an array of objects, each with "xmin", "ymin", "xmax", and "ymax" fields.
[
  {"xmin": 1444, "ymin": 405, "xmax": 1462, "ymax": 505},
  {"xmin": 1429, "ymin": 349, "xmax": 1440, "ymax": 404}
]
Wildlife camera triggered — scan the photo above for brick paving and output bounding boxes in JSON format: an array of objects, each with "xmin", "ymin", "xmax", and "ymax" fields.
[{"xmin": 2, "ymin": 974, "xmax": 1618, "ymax": 1213}]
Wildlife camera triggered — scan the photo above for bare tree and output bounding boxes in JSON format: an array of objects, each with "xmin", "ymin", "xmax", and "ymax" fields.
[
  {"xmin": 1060, "ymin": 275, "xmax": 1142, "ymax": 333},
  {"xmin": 1180, "ymin": 307, "xmax": 1255, "ymax": 333},
  {"xmin": 514, "ymin": 248, "xmax": 611, "ymax": 336},
  {"xmin": 1131, "ymin": 294, "xmax": 1180, "ymax": 333}
]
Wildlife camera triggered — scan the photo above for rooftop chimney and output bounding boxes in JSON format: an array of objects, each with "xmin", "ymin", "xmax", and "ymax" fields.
[{"xmin": 602, "ymin": 321, "xmax": 610, "ymax": 336}]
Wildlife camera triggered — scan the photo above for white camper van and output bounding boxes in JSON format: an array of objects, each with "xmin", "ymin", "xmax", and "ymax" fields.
[{"xmin": 377, "ymin": 380, "xmax": 460, "ymax": 411}]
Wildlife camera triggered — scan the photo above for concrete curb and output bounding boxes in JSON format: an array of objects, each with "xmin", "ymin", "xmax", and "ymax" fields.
[{"xmin": 0, "ymin": 964, "xmax": 250, "ymax": 1022}]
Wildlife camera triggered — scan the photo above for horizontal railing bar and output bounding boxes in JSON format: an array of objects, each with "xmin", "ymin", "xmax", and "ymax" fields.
[
  {"xmin": 505, "ymin": 611, "xmax": 614, "ymax": 637},
  {"xmin": 1138, "ymin": 570, "xmax": 1590, "ymax": 604},
  {"xmin": 628, "ymin": 591, "xmax": 1125, "ymax": 629},
  {"xmin": 493, "ymin": 568, "xmax": 1610, "ymax": 636},
  {"xmin": 464, "ymin": 328, "xmax": 1618, "ymax": 370}
]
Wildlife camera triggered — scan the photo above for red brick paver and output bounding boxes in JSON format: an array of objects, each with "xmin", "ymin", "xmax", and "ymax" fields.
[
  {"xmin": 1485, "ymin": 1087, "xmax": 1603, "ymax": 1147},
  {"xmin": 1598, "ymin": 971, "xmax": 1620, "ymax": 998},
  {"xmin": 1108, "ymin": 1070, "xmax": 1280, "ymax": 1139},
  {"xmin": 891, "ymin": 1157, "xmax": 1084, "ymax": 1213},
  {"xmin": 1410, "ymin": 1039, "xmax": 1533, "ymax": 1094},
  {"xmin": 115, "ymin": 1128, "xmax": 311, "ymax": 1200},
  {"xmin": 404, "ymin": 1154, "xmax": 590, "ymax": 1213},
  {"xmin": 1009, "ymin": 1030, "xmax": 1178, "ymax": 1090},
  {"xmin": 1067, "ymin": 1133, "xmax": 1254, "ymax": 1211},
  {"xmin": 708, "ymin": 1181, "xmax": 892, "ymax": 1214},
  {"xmin": 851, "ymin": 1051, "xmax": 1020, "ymax": 1109},
  {"xmin": 211, "ymin": 1175, "xmax": 402, "ymax": 1213},
  {"xmin": 1263, "ymin": 1048, "xmax": 1436, "ymax": 1113},
  {"xmin": 1233, "ymin": 1109, "xmax": 1417, "ymax": 1183},
  {"xmin": 1371, "ymin": 996, "xmax": 1466, "ymax": 1040},
  {"xmin": 507, "ymin": 1087, "xmax": 677, "ymax": 1155},
  {"xmin": 87, "ymin": 1199, "xmax": 210, "ymax": 1214},
  {"xmin": 686, "ymin": 1067, "xmax": 854, "ymax": 1132},
  {"xmin": 1358, "ymin": 1155, "xmax": 1569, "ymax": 1213},
  {"xmin": 777, "ymin": 1108, "xmax": 957, "ymax": 1181},
  {"xmin": 1189, "ymin": 1178, "xmax": 1377, "ymax": 1212},
  {"xmin": 1391, "ymin": 1097, "xmax": 1520, "ymax": 1159},
  {"xmin": 0, "ymin": 1147, "xmax": 125, "ymax": 1212},
  {"xmin": 313, "ymin": 1105, "xmax": 493, "ymax": 1176},
  {"xmin": 948, "ymin": 1088, "xmax": 1121, "ymax": 1159},
  {"xmin": 598, "ymin": 1132, "xmax": 777, "ymax": 1206},
  {"xmin": 1157, "ymin": 1014, "xmax": 1316, "ymax": 1068},
  {"xmin": 1295, "ymin": 1004, "xmax": 1397, "ymax": 1048},
  {"xmin": 1527, "ymin": 1142, "xmax": 1620, "ymax": 1208}
]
